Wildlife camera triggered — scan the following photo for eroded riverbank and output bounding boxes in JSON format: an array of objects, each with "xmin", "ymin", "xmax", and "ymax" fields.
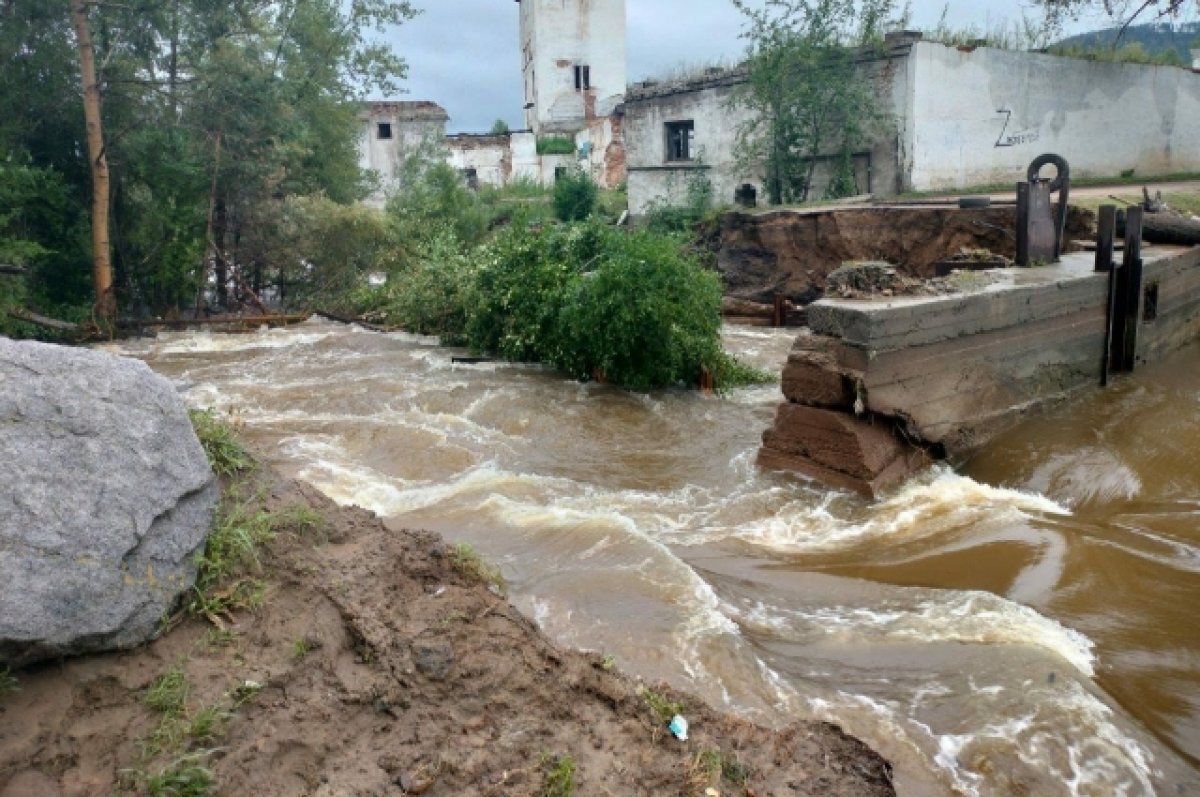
[
  {"xmin": 0, "ymin": 462, "xmax": 894, "ymax": 796},
  {"xmin": 103, "ymin": 319, "xmax": 1200, "ymax": 796}
]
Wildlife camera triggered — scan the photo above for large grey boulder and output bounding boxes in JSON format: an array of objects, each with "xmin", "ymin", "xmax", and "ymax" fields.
[{"xmin": 0, "ymin": 339, "xmax": 218, "ymax": 668}]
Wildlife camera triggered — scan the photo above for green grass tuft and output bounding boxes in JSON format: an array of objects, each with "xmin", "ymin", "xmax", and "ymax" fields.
[
  {"xmin": 539, "ymin": 753, "xmax": 577, "ymax": 797},
  {"xmin": 449, "ymin": 542, "xmax": 506, "ymax": 594},
  {"xmin": 0, "ymin": 666, "xmax": 18, "ymax": 699},
  {"xmin": 139, "ymin": 752, "xmax": 215, "ymax": 797},
  {"xmin": 188, "ymin": 409, "xmax": 253, "ymax": 477},
  {"xmin": 145, "ymin": 667, "xmax": 190, "ymax": 716},
  {"xmin": 643, "ymin": 688, "xmax": 685, "ymax": 724}
]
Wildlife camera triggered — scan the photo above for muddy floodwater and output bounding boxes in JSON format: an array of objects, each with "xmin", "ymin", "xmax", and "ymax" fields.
[{"xmin": 111, "ymin": 319, "xmax": 1200, "ymax": 796}]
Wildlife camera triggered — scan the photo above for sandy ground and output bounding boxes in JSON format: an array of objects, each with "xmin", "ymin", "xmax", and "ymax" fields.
[{"xmin": 0, "ymin": 463, "xmax": 895, "ymax": 797}]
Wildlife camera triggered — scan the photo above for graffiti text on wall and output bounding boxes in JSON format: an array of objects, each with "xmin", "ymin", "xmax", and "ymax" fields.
[{"xmin": 995, "ymin": 108, "xmax": 1040, "ymax": 148}]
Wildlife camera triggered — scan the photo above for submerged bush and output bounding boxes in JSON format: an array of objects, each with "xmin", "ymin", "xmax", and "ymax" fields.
[
  {"xmin": 462, "ymin": 220, "xmax": 764, "ymax": 390},
  {"xmin": 555, "ymin": 227, "xmax": 723, "ymax": 389}
]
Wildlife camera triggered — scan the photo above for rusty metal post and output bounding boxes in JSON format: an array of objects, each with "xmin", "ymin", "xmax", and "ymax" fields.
[
  {"xmin": 1095, "ymin": 205, "xmax": 1116, "ymax": 273},
  {"xmin": 772, "ymin": 294, "xmax": 786, "ymax": 327}
]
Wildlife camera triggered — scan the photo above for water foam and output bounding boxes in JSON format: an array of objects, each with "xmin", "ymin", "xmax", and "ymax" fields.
[
  {"xmin": 728, "ymin": 465, "xmax": 1070, "ymax": 554},
  {"xmin": 730, "ymin": 589, "xmax": 1095, "ymax": 677}
]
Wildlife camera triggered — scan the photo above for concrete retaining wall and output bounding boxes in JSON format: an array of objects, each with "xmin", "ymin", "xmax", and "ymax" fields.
[
  {"xmin": 759, "ymin": 245, "xmax": 1200, "ymax": 494},
  {"xmin": 906, "ymin": 44, "xmax": 1200, "ymax": 190}
]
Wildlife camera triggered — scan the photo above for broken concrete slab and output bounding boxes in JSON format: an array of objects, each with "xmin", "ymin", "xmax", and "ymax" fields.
[{"xmin": 760, "ymin": 245, "xmax": 1200, "ymax": 495}]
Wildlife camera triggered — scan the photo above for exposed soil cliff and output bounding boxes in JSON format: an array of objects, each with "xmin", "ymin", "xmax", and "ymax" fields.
[{"xmin": 719, "ymin": 205, "xmax": 1094, "ymax": 303}]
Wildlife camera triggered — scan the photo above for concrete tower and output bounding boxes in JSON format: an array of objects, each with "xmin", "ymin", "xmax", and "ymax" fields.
[{"xmin": 518, "ymin": 0, "xmax": 627, "ymax": 134}]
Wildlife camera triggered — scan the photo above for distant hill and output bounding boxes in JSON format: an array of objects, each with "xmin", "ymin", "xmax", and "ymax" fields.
[{"xmin": 1055, "ymin": 21, "xmax": 1200, "ymax": 62}]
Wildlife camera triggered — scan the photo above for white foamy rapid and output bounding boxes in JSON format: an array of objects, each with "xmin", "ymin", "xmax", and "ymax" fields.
[{"xmin": 113, "ymin": 322, "xmax": 1186, "ymax": 797}]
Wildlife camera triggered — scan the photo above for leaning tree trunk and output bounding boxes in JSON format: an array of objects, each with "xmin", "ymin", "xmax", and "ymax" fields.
[{"xmin": 70, "ymin": 0, "xmax": 115, "ymax": 325}]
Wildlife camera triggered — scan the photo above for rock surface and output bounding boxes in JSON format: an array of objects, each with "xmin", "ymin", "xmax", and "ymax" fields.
[{"xmin": 0, "ymin": 339, "xmax": 217, "ymax": 667}]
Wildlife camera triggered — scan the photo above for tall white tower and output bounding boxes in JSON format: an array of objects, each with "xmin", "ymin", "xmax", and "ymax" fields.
[{"xmin": 518, "ymin": 0, "xmax": 627, "ymax": 134}]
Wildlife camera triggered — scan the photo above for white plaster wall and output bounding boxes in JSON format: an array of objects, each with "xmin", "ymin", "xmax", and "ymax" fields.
[
  {"xmin": 521, "ymin": 0, "xmax": 626, "ymax": 133},
  {"xmin": 357, "ymin": 107, "xmax": 447, "ymax": 207},
  {"xmin": 446, "ymin": 137, "xmax": 511, "ymax": 188},
  {"xmin": 906, "ymin": 41, "xmax": 1200, "ymax": 190},
  {"xmin": 624, "ymin": 82, "xmax": 753, "ymax": 216},
  {"xmin": 510, "ymin": 132, "xmax": 543, "ymax": 183},
  {"xmin": 624, "ymin": 54, "xmax": 911, "ymax": 216}
]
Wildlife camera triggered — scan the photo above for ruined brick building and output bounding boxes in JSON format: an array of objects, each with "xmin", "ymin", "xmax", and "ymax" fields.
[{"xmin": 358, "ymin": 0, "xmax": 627, "ymax": 205}]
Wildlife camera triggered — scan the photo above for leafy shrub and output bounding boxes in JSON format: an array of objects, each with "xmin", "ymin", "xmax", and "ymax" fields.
[
  {"xmin": 555, "ymin": 228, "xmax": 724, "ymax": 389},
  {"xmin": 553, "ymin": 169, "xmax": 598, "ymax": 222},
  {"xmin": 270, "ymin": 195, "xmax": 392, "ymax": 311},
  {"xmin": 387, "ymin": 160, "xmax": 490, "ymax": 251},
  {"xmin": 642, "ymin": 165, "xmax": 715, "ymax": 234},
  {"xmin": 466, "ymin": 222, "xmax": 604, "ymax": 361},
  {"xmin": 357, "ymin": 230, "xmax": 475, "ymax": 344}
]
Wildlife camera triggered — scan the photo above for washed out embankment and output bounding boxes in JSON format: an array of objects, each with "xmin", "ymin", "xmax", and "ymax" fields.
[
  {"xmin": 0, "ymin": 458, "xmax": 896, "ymax": 797},
  {"xmin": 717, "ymin": 204, "xmax": 1094, "ymax": 305}
]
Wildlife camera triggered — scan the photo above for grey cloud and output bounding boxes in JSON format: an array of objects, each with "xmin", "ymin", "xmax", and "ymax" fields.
[{"xmin": 383, "ymin": 1, "xmax": 1098, "ymax": 134}]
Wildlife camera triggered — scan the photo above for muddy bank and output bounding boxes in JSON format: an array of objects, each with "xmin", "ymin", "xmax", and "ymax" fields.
[
  {"xmin": 0, "ymin": 460, "xmax": 894, "ymax": 797},
  {"xmin": 718, "ymin": 204, "xmax": 1094, "ymax": 303}
]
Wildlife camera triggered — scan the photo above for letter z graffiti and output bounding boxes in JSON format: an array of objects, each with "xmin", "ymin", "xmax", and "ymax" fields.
[{"xmin": 994, "ymin": 108, "xmax": 1040, "ymax": 148}]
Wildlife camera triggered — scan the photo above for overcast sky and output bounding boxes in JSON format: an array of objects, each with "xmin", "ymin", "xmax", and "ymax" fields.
[{"xmin": 379, "ymin": 1, "xmax": 1137, "ymax": 133}]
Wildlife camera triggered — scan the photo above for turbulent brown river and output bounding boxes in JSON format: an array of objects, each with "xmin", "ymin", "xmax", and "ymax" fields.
[{"xmin": 110, "ymin": 319, "xmax": 1200, "ymax": 796}]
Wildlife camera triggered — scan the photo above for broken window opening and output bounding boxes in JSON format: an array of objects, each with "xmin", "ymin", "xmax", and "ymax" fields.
[
  {"xmin": 554, "ymin": 166, "xmax": 568, "ymax": 181},
  {"xmin": 574, "ymin": 65, "xmax": 591, "ymax": 92},
  {"xmin": 1143, "ymin": 282, "xmax": 1159, "ymax": 323},
  {"xmin": 665, "ymin": 120, "xmax": 695, "ymax": 162},
  {"xmin": 377, "ymin": 122, "xmax": 392, "ymax": 140}
]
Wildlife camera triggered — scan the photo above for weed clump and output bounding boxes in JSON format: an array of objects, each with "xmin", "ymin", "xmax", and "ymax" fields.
[
  {"xmin": 0, "ymin": 666, "xmax": 18, "ymax": 699},
  {"xmin": 134, "ymin": 752, "xmax": 215, "ymax": 797},
  {"xmin": 642, "ymin": 687, "xmax": 685, "ymax": 724},
  {"xmin": 449, "ymin": 543, "xmax": 506, "ymax": 594},
  {"xmin": 539, "ymin": 753, "xmax": 577, "ymax": 797},
  {"xmin": 145, "ymin": 666, "xmax": 190, "ymax": 716},
  {"xmin": 188, "ymin": 409, "xmax": 252, "ymax": 477}
]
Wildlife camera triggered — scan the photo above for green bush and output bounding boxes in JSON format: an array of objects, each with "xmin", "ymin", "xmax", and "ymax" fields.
[
  {"xmin": 359, "ymin": 230, "xmax": 475, "ymax": 344},
  {"xmin": 270, "ymin": 195, "xmax": 392, "ymax": 312},
  {"xmin": 387, "ymin": 160, "xmax": 490, "ymax": 251},
  {"xmin": 466, "ymin": 222, "xmax": 605, "ymax": 362},
  {"xmin": 642, "ymin": 166, "xmax": 714, "ymax": 235},
  {"xmin": 555, "ymin": 228, "xmax": 723, "ymax": 389},
  {"xmin": 460, "ymin": 220, "xmax": 764, "ymax": 390},
  {"xmin": 553, "ymin": 169, "xmax": 598, "ymax": 222}
]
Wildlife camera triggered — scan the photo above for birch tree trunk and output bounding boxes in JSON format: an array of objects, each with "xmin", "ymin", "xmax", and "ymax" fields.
[{"xmin": 69, "ymin": 0, "xmax": 115, "ymax": 324}]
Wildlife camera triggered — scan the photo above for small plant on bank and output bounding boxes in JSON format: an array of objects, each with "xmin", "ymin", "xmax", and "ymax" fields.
[
  {"xmin": 137, "ymin": 752, "xmax": 215, "ymax": 797},
  {"xmin": 291, "ymin": 638, "xmax": 312, "ymax": 662},
  {"xmin": 145, "ymin": 666, "xmax": 190, "ymax": 716},
  {"xmin": 539, "ymin": 753, "xmax": 577, "ymax": 797},
  {"xmin": 643, "ymin": 688, "xmax": 685, "ymax": 724},
  {"xmin": 188, "ymin": 409, "xmax": 252, "ymax": 477},
  {"xmin": 449, "ymin": 543, "xmax": 506, "ymax": 594},
  {"xmin": 273, "ymin": 503, "xmax": 328, "ymax": 542},
  {"xmin": 185, "ymin": 702, "xmax": 229, "ymax": 746},
  {"xmin": 0, "ymin": 666, "xmax": 19, "ymax": 698}
]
